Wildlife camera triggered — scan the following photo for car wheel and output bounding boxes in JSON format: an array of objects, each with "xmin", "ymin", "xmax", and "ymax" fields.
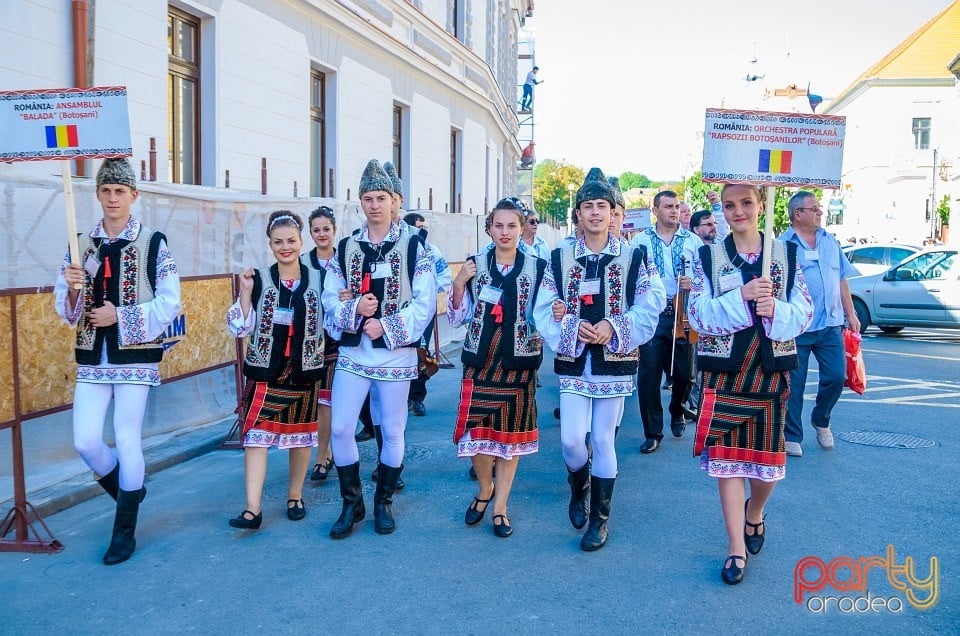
[
  {"xmin": 879, "ymin": 326, "xmax": 904, "ymax": 334},
  {"xmin": 852, "ymin": 299, "xmax": 870, "ymax": 334}
]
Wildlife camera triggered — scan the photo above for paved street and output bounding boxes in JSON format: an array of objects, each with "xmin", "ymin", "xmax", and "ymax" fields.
[{"xmin": 2, "ymin": 330, "xmax": 958, "ymax": 634}]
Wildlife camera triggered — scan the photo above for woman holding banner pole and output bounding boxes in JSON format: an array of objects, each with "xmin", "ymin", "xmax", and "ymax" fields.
[{"xmin": 687, "ymin": 183, "xmax": 812, "ymax": 584}]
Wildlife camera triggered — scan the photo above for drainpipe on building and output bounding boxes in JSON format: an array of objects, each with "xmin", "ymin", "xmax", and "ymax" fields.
[{"xmin": 72, "ymin": 0, "xmax": 89, "ymax": 177}]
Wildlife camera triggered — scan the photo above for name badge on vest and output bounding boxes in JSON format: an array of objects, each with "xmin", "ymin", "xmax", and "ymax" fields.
[
  {"xmin": 580, "ymin": 278, "xmax": 601, "ymax": 296},
  {"xmin": 84, "ymin": 254, "xmax": 101, "ymax": 277},
  {"xmin": 478, "ymin": 285, "xmax": 503, "ymax": 305},
  {"xmin": 370, "ymin": 262, "xmax": 389, "ymax": 280},
  {"xmin": 273, "ymin": 308, "xmax": 294, "ymax": 326},
  {"xmin": 804, "ymin": 249, "xmax": 819, "ymax": 262},
  {"xmin": 718, "ymin": 272, "xmax": 743, "ymax": 293}
]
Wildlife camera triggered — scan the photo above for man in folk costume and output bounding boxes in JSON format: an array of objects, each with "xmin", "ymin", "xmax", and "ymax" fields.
[
  {"xmin": 630, "ymin": 190, "xmax": 704, "ymax": 450},
  {"xmin": 322, "ymin": 159, "xmax": 437, "ymax": 538},
  {"xmin": 535, "ymin": 168, "xmax": 665, "ymax": 551},
  {"xmin": 55, "ymin": 158, "xmax": 182, "ymax": 565}
]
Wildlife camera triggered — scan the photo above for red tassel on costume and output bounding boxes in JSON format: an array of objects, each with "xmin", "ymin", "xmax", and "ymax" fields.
[
  {"xmin": 361, "ymin": 272, "xmax": 371, "ymax": 294},
  {"xmin": 491, "ymin": 302, "xmax": 503, "ymax": 324},
  {"xmin": 580, "ymin": 294, "xmax": 593, "ymax": 306},
  {"xmin": 102, "ymin": 256, "xmax": 112, "ymax": 293},
  {"xmin": 284, "ymin": 323, "xmax": 293, "ymax": 357}
]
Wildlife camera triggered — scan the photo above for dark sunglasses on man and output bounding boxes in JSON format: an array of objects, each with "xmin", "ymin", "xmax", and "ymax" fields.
[{"xmin": 527, "ymin": 218, "xmax": 539, "ymax": 225}]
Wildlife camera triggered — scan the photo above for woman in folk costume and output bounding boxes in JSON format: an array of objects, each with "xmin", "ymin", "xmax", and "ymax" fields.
[
  {"xmin": 448, "ymin": 198, "xmax": 546, "ymax": 537},
  {"xmin": 534, "ymin": 168, "xmax": 665, "ymax": 551},
  {"xmin": 55, "ymin": 158, "xmax": 182, "ymax": 565},
  {"xmin": 322, "ymin": 159, "xmax": 436, "ymax": 539},
  {"xmin": 688, "ymin": 184, "xmax": 813, "ymax": 584},
  {"xmin": 226, "ymin": 210, "xmax": 329, "ymax": 529},
  {"xmin": 305, "ymin": 205, "xmax": 338, "ymax": 482}
]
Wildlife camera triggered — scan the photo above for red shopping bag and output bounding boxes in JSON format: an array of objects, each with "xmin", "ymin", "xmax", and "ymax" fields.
[{"xmin": 843, "ymin": 328, "xmax": 866, "ymax": 395}]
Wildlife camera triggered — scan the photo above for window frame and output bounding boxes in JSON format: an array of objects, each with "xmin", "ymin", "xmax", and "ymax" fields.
[
  {"xmin": 310, "ymin": 69, "xmax": 327, "ymax": 197},
  {"xmin": 168, "ymin": 7, "xmax": 201, "ymax": 185}
]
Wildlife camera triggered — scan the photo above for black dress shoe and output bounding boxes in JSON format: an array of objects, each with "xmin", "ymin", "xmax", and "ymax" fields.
[
  {"xmin": 229, "ymin": 509, "xmax": 263, "ymax": 529},
  {"xmin": 355, "ymin": 428, "xmax": 375, "ymax": 442},
  {"xmin": 640, "ymin": 438, "xmax": 660, "ymax": 454},
  {"xmin": 465, "ymin": 488, "xmax": 494, "ymax": 526},
  {"xmin": 411, "ymin": 400, "xmax": 426, "ymax": 417},
  {"xmin": 721, "ymin": 554, "xmax": 747, "ymax": 585},
  {"xmin": 670, "ymin": 416, "xmax": 686, "ymax": 438},
  {"xmin": 492, "ymin": 514, "xmax": 513, "ymax": 537},
  {"xmin": 286, "ymin": 499, "xmax": 306, "ymax": 521},
  {"xmin": 744, "ymin": 498, "xmax": 766, "ymax": 555}
]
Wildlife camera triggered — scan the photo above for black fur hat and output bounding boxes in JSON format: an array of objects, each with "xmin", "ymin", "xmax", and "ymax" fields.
[{"xmin": 575, "ymin": 167, "xmax": 616, "ymax": 209}]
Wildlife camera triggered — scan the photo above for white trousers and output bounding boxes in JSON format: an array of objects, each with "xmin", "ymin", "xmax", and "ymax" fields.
[
  {"xmin": 73, "ymin": 382, "xmax": 150, "ymax": 491},
  {"xmin": 560, "ymin": 394, "xmax": 624, "ymax": 479},
  {"xmin": 331, "ymin": 371, "xmax": 409, "ymax": 468}
]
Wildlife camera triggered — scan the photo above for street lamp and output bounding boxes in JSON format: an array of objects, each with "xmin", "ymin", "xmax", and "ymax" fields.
[
  {"xmin": 567, "ymin": 183, "xmax": 576, "ymax": 230},
  {"xmin": 554, "ymin": 197, "xmax": 561, "ymax": 228}
]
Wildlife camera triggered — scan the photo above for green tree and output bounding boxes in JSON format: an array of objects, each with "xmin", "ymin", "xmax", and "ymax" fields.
[
  {"xmin": 619, "ymin": 171, "xmax": 652, "ymax": 191},
  {"xmin": 681, "ymin": 170, "xmax": 715, "ymax": 212},
  {"xmin": 533, "ymin": 160, "xmax": 585, "ymax": 225},
  {"xmin": 937, "ymin": 194, "xmax": 950, "ymax": 226}
]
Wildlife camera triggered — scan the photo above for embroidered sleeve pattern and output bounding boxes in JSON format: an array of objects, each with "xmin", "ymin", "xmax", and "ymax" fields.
[
  {"xmin": 117, "ymin": 304, "xmax": 148, "ymax": 344},
  {"xmin": 379, "ymin": 314, "xmax": 411, "ymax": 350},
  {"xmin": 557, "ymin": 315, "xmax": 586, "ymax": 358},
  {"xmin": 225, "ymin": 296, "xmax": 256, "ymax": 338},
  {"xmin": 446, "ymin": 284, "xmax": 473, "ymax": 327},
  {"xmin": 605, "ymin": 314, "xmax": 632, "ymax": 354},
  {"xmin": 155, "ymin": 242, "xmax": 179, "ymax": 280}
]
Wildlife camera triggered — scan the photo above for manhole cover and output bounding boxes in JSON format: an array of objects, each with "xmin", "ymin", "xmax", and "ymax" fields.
[{"xmin": 835, "ymin": 430, "xmax": 936, "ymax": 449}]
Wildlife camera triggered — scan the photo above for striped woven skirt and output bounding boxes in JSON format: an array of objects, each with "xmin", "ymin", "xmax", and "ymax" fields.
[
  {"xmin": 240, "ymin": 363, "xmax": 319, "ymax": 449},
  {"xmin": 454, "ymin": 329, "xmax": 538, "ymax": 460},
  {"xmin": 316, "ymin": 336, "xmax": 339, "ymax": 407},
  {"xmin": 693, "ymin": 330, "xmax": 788, "ymax": 482}
]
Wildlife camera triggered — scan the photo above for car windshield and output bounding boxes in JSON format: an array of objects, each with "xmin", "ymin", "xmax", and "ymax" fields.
[{"xmin": 896, "ymin": 252, "xmax": 958, "ymax": 280}]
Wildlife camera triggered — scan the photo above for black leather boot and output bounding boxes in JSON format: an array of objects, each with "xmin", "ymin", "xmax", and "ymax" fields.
[
  {"xmin": 103, "ymin": 487, "xmax": 143, "ymax": 565},
  {"xmin": 96, "ymin": 465, "xmax": 146, "ymax": 503},
  {"xmin": 373, "ymin": 463, "xmax": 403, "ymax": 535},
  {"xmin": 580, "ymin": 476, "xmax": 615, "ymax": 552},
  {"xmin": 329, "ymin": 462, "xmax": 365, "ymax": 539},
  {"xmin": 566, "ymin": 464, "xmax": 590, "ymax": 530}
]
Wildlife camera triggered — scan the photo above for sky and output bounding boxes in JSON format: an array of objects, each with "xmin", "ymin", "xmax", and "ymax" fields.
[{"xmin": 526, "ymin": 0, "xmax": 957, "ymax": 181}]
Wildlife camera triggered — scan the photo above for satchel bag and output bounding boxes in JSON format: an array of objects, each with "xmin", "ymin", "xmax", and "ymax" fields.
[{"xmin": 417, "ymin": 347, "xmax": 439, "ymax": 378}]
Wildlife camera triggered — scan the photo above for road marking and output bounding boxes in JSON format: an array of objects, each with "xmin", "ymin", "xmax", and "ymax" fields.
[
  {"xmin": 872, "ymin": 391, "xmax": 960, "ymax": 403},
  {"xmin": 861, "ymin": 348, "xmax": 960, "ymax": 362}
]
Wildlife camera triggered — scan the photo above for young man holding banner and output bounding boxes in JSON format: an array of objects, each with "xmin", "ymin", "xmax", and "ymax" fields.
[{"xmin": 55, "ymin": 158, "xmax": 182, "ymax": 565}]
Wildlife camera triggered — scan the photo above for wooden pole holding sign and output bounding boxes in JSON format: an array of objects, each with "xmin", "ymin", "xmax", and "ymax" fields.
[
  {"xmin": 762, "ymin": 185, "xmax": 775, "ymax": 278},
  {"xmin": 61, "ymin": 161, "xmax": 82, "ymax": 289}
]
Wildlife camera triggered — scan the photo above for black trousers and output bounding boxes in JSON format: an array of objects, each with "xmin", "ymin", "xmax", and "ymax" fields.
[
  {"xmin": 637, "ymin": 310, "xmax": 694, "ymax": 440},
  {"xmin": 408, "ymin": 316, "xmax": 435, "ymax": 403}
]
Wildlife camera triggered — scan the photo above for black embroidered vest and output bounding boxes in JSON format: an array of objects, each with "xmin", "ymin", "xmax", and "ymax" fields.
[
  {"xmin": 550, "ymin": 243, "xmax": 646, "ymax": 376},
  {"xmin": 461, "ymin": 251, "xmax": 546, "ymax": 371},
  {"xmin": 697, "ymin": 234, "xmax": 799, "ymax": 373},
  {"xmin": 75, "ymin": 229, "xmax": 166, "ymax": 365}
]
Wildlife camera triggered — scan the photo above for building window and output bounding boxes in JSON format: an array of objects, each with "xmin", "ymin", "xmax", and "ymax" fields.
[
  {"xmin": 448, "ymin": 0, "xmax": 465, "ymax": 41},
  {"xmin": 912, "ymin": 117, "xmax": 931, "ymax": 150},
  {"xmin": 310, "ymin": 70, "xmax": 326, "ymax": 197},
  {"xmin": 450, "ymin": 128, "xmax": 460, "ymax": 213},
  {"xmin": 168, "ymin": 7, "xmax": 200, "ymax": 185},
  {"xmin": 392, "ymin": 105, "xmax": 403, "ymax": 178}
]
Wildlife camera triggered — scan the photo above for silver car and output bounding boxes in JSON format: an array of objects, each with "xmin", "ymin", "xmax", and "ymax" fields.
[
  {"xmin": 848, "ymin": 248, "xmax": 960, "ymax": 333},
  {"xmin": 841, "ymin": 243, "xmax": 919, "ymax": 277}
]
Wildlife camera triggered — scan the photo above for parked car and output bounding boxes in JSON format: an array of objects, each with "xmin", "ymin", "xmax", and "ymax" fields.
[
  {"xmin": 847, "ymin": 248, "xmax": 960, "ymax": 333},
  {"xmin": 841, "ymin": 243, "xmax": 920, "ymax": 277}
]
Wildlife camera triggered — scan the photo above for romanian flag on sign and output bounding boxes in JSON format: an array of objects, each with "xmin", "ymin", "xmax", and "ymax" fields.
[
  {"xmin": 758, "ymin": 149, "xmax": 792, "ymax": 174},
  {"xmin": 45, "ymin": 125, "xmax": 79, "ymax": 149}
]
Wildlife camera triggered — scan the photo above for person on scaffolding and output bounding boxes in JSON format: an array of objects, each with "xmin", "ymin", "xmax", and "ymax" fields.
[{"xmin": 520, "ymin": 66, "xmax": 542, "ymax": 111}]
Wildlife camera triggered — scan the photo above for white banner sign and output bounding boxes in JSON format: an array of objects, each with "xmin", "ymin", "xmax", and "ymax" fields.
[
  {"xmin": 0, "ymin": 86, "xmax": 132, "ymax": 162},
  {"xmin": 701, "ymin": 108, "xmax": 845, "ymax": 188},
  {"xmin": 623, "ymin": 207, "xmax": 652, "ymax": 232}
]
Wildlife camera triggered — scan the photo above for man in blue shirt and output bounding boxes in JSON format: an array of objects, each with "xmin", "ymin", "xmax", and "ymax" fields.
[{"xmin": 779, "ymin": 191, "xmax": 861, "ymax": 457}]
